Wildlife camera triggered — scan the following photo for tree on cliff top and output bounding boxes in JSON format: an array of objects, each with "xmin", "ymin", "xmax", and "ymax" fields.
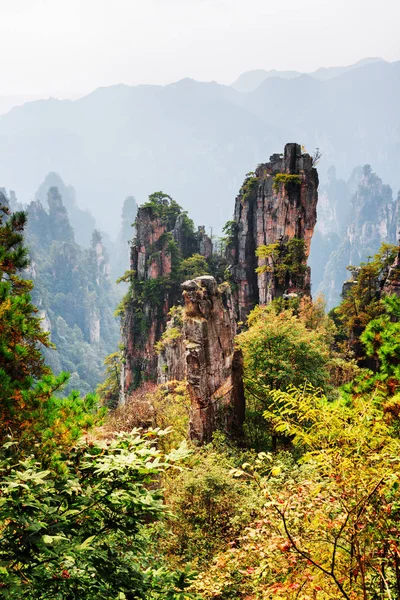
[{"xmin": 142, "ymin": 191, "xmax": 183, "ymax": 230}]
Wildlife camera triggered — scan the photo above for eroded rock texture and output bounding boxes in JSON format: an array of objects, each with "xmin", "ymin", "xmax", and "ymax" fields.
[
  {"xmin": 227, "ymin": 143, "xmax": 318, "ymax": 322},
  {"xmin": 121, "ymin": 204, "xmax": 212, "ymax": 399},
  {"xmin": 182, "ymin": 276, "xmax": 244, "ymax": 444}
]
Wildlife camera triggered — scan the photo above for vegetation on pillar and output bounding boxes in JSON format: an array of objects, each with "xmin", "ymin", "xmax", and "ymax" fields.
[
  {"xmin": 142, "ymin": 191, "xmax": 183, "ymax": 229},
  {"xmin": 272, "ymin": 173, "xmax": 302, "ymax": 194},
  {"xmin": 96, "ymin": 349, "xmax": 122, "ymax": 408},
  {"xmin": 256, "ymin": 238, "xmax": 307, "ymax": 286},
  {"xmin": 332, "ymin": 242, "xmax": 398, "ymax": 362},
  {"xmin": 240, "ymin": 175, "xmax": 258, "ymax": 203},
  {"xmin": 179, "ymin": 253, "xmax": 209, "ymax": 281}
]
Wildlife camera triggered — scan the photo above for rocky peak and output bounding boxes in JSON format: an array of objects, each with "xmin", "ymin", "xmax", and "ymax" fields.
[
  {"xmin": 47, "ymin": 187, "xmax": 75, "ymax": 243},
  {"xmin": 227, "ymin": 142, "xmax": 319, "ymax": 321},
  {"xmin": 121, "ymin": 197, "xmax": 213, "ymax": 398},
  {"xmin": 347, "ymin": 166, "xmax": 397, "ymax": 265}
]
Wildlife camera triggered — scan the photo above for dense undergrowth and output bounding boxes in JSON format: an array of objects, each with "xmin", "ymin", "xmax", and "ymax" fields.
[{"xmin": 1, "ymin": 198, "xmax": 400, "ymax": 599}]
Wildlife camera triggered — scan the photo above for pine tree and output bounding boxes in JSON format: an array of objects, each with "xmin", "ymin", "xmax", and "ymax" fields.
[
  {"xmin": 0, "ymin": 202, "xmax": 100, "ymax": 455},
  {"xmin": 0, "ymin": 202, "xmax": 53, "ymax": 433}
]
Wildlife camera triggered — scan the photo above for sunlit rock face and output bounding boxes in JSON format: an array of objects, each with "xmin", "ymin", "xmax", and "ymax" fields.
[
  {"xmin": 227, "ymin": 143, "xmax": 319, "ymax": 322},
  {"xmin": 181, "ymin": 276, "xmax": 244, "ymax": 444}
]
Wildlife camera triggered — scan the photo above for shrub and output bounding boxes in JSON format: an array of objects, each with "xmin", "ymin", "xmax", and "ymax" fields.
[{"xmin": 0, "ymin": 430, "xmax": 196, "ymax": 599}]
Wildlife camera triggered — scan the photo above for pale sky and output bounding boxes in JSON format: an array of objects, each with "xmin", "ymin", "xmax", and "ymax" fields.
[{"xmin": 1, "ymin": 0, "xmax": 399, "ymax": 98}]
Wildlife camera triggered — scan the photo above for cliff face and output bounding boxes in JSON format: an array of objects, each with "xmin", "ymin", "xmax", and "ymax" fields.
[
  {"xmin": 121, "ymin": 200, "xmax": 212, "ymax": 398},
  {"xmin": 320, "ymin": 167, "xmax": 399, "ymax": 308},
  {"xmin": 227, "ymin": 143, "xmax": 319, "ymax": 321},
  {"xmin": 122, "ymin": 207, "xmax": 175, "ymax": 393},
  {"xmin": 155, "ymin": 275, "xmax": 244, "ymax": 443},
  {"xmin": 182, "ymin": 276, "xmax": 244, "ymax": 443}
]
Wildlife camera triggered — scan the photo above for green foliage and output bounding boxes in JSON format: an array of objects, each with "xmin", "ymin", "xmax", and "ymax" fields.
[
  {"xmin": 163, "ymin": 440, "xmax": 261, "ymax": 568},
  {"xmin": 220, "ymin": 220, "xmax": 238, "ymax": 254},
  {"xmin": 97, "ymin": 350, "xmax": 122, "ymax": 408},
  {"xmin": 179, "ymin": 253, "xmax": 209, "ymax": 281},
  {"xmin": 236, "ymin": 305, "xmax": 330, "ymax": 449},
  {"xmin": 361, "ymin": 294, "xmax": 400, "ymax": 387},
  {"xmin": 0, "ymin": 202, "xmax": 105, "ymax": 464},
  {"xmin": 116, "ymin": 269, "xmax": 135, "ymax": 285},
  {"xmin": 0, "ymin": 430, "xmax": 197, "ymax": 599},
  {"xmin": 241, "ymin": 176, "xmax": 258, "ymax": 203},
  {"xmin": 256, "ymin": 237, "xmax": 307, "ymax": 285},
  {"xmin": 141, "ymin": 191, "xmax": 183, "ymax": 231},
  {"xmin": 333, "ymin": 242, "xmax": 398, "ymax": 362},
  {"xmin": 0, "ymin": 203, "xmax": 52, "ymax": 436},
  {"xmin": 272, "ymin": 173, "xmax": 302, "ymax": 193},
  {"xmin": 154, "ymin": 305, "xmax": 184, "ymax": 355},
  {"xmin": 155, "ymin": 327, "xmax": 182, "ymax": 354}
]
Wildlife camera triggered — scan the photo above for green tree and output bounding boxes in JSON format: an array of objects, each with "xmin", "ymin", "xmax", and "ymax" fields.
[
  {"xmin": 236, "ymin": 305, "xmax": 330, "ymax": 449},
  {"xmin": 0, "ymin": 203, "xmax": 103, "ymax": 462},
  {"xmin": 360, "ymin": 294, "xmax": 400, "ymax": 392},
  {"xmin": 179, "ymin": 253, "xmax": 209, "ymax": 281},
  {"xmin": 256, "ymin": 238, "xmax": 307, "ymax": 288},
  {"xmin": 142, "ymin": 191, "xmax": 183, "ymax": 231},
  {"xmin": 97, "ymin": 350, "xmax": 122, "ymax": 408},
  {"xmin": 0, "ymin": 203, "xmax": 52, "ymax": 435},
  {"xmin": 333, "ymin": 243, "xmax": 398, "ymax": 362}
]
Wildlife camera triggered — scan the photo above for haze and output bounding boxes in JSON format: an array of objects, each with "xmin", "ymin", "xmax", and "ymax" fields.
[{"xmin": 1, "ymin": 0, "xmax": 400, "ymax": 98}]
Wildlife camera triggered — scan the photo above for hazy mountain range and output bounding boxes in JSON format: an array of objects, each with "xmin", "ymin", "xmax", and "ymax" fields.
[
  {"xmin": 231, "ymin": 57, "xmax": 385, "ymax": 92},
  {"xmin": 0, "ymin": 58, "xmax": 398, "ymax": 251}
]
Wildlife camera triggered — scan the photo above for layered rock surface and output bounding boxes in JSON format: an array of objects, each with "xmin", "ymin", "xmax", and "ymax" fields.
[
  {"xmin": 121, "ymin": 202, "xmax": 212, "ymax": 399},
  {"xmin": 183, "ymin": 276, "xmax": 244, "ymax": 443},
  {"xmin": 227, "ymin": 143, "xmax": 319, "ymax": 321}
]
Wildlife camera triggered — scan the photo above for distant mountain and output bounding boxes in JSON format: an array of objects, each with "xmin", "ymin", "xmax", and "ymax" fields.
[
  {"xmin": 310, "ymin": 165, "xmax": 399, "ymax": 308},
  {"xmin": 0, "ymin": 59, "xmax": 398, "ymax": 248},
  {"xmin": 231, "ymin": 69, "xmax": 301, "ymax": 93},
  {"xmin": 35, "ymin": 172, "xmax": 96, "ymax": 247},
  {"xmin": 310, "ymin": 57, "xmax": 385, "ymax": 81},
  {"xmin": 0, "ymin": 94, "xmax": 46, "ymax": 116},
  {"xmin": 13, "ymin": 185, "xmax": 120, "ymax": 395},
  {"xmin": 232, "ymin": 57, "xmax": 386, "ymax": 92}
]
